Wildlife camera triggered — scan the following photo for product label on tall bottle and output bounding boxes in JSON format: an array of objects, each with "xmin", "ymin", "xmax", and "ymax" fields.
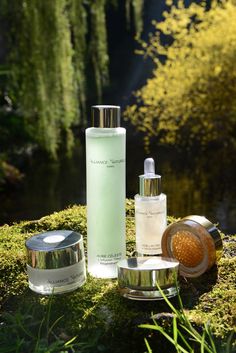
[
  {"xmin": 90, "ymin": 158, "xmax": 125, "ymax": 167},
  {"xmin": 86, "ymin": 129, "xmax": 126, "ymax": 278}
]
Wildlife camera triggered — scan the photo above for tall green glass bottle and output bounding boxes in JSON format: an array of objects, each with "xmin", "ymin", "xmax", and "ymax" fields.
[{"xmin": 86, "ymin": 105, "xmax": 126, "ymax": 278}]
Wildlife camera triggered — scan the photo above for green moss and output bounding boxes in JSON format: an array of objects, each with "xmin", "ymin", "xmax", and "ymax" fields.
[
  {"xmin": 0, "ymin": 201, "xmax": 235, "ymax": 351},
  {"xmin": 188, "ymin": 255, "xmax": 236, "ymax": 337}
]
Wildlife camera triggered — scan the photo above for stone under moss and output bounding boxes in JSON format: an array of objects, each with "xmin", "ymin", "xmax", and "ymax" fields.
[{"xmin": 0, "ymin": 201, "xmax": 235, "ymax": 351}]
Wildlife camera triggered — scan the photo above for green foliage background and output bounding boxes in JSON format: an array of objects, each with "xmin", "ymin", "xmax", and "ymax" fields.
[
  {"xmin": 125, "ymin": 0, "xmax": 236, "ymax": 149},
  {"xmin": 0, "ymin": 0, "xmax": 144, "ymax": 157}
]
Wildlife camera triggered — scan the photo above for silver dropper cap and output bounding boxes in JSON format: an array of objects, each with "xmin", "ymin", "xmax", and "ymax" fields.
[
  {"xmin": 139, "ymin": 158, "xmax": 161, "ymax": 197},
  {"xmin": 92, "ymin": 105, "xmax": 120, "ymax": 128}
]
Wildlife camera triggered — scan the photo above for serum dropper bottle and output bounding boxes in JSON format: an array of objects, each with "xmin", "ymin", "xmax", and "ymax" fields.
[{"xmin": 135, "ymin": 158, "xmax": 167, "ymax": 256}]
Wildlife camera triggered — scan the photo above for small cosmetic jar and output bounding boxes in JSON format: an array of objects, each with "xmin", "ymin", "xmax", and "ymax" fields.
[
  {"xmin": 162, "ymin": 215, "xmax": 223, "ymax": 278},
  {"xmin": 117, "ymin": 257, "xmax": 179, "ymax": 301},
  {"xmin": 25, "ymin": 230, "xmax": 86, "ymax": 294}
]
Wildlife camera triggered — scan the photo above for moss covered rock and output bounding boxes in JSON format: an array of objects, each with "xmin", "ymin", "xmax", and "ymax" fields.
[{"xmin": 0, "ymin": 201, "xmax": 235, "ymax": 352}]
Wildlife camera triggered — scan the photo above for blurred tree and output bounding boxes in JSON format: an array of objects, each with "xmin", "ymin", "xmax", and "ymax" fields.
[
  {"xmin": 0, "ymin": 0, "xmax": 144, "ymax": 157},
  {"xmin": 125, "ymin": 0, "xmax": 236, "ymax": 149}
]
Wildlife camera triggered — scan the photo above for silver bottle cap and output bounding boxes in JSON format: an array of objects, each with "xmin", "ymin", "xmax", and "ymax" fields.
[
  {"xmin": 118, "ymin": 257, "xmax": 179, "ymax": 291},
  {"xmin": 92, "ymin": 105, "xmax": 120, "ymax": 128},
  {"xmin": 139, "ymin": 158, "xmax": 161, "ymax": 196},
  {"xmin": 25, "ymin": 230, "xmax": 85, "ymax": 269}
]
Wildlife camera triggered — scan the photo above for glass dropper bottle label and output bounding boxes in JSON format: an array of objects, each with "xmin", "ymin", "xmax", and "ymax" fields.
[{"xmin": 135, "ymin": 157, "xmax": 167, "ymax": 256}]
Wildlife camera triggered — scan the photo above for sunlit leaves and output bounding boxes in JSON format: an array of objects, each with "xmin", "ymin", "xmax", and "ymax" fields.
[{"xmin": 126, "ymin": 1, "xmax": 236, "ymax": 149}]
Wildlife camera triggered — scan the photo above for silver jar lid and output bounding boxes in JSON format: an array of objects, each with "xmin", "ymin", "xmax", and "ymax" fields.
[
  {"xmin": 117, "ymin": 257, "xmax": 179, "ymax": 292},
  {"xmin": 25, "ymin": 230, "xmax": 84, "ymax": 270}
]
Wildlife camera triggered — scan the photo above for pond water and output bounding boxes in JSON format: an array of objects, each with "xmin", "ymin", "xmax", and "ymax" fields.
[{"xmin": 1, "ymin": 133, "xmax": 236, "ymax": 235}]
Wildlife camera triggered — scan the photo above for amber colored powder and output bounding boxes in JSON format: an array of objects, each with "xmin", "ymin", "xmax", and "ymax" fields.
[{"xmin": 172, "ymin": 231, "xmax": 204, "ymax": 267}]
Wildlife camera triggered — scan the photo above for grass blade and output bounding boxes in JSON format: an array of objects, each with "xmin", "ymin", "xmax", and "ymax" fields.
[
  {"xmin": 180, "ymin": 324, "xmax": 212, "ymax": 353},
  {"xmin": 45, "ymin": 295, "xmax": 53, "ymax": 341},
  {"xmin": 34, "ymin": 317, "xmax": 45, "ymax": 353},
  {"xmin": 140, "ymin": 324, "xmax": 164, "ymax": 331},
  {"xmin": 173, "ymin": 316, "xmax": 178, "ymax": 346},
  {"xmin": 48, "ymin": 315, "xmax": 63, "ymax": 337},
  {"xmin": 201, "ymin": 330, "xmax": 206, "ymax": 353},
  {"xmin": 226, "ymin": 331, "xmax": 234, "ymax": 353},
  {"xmin": 155, "ymin": 282, "xmax": 181, "ymax": 319},
  {"xmin": 141, "ymin": 323, "xmax": 189, "ymax": 353},
  {"xmin": 177, "ymin": 329, "xmax": 194, "ymax": 352},
  {"xmin": 144, "ymin": 338, "xmax": 152, "ymax": 353},
  {"xmin": 64, "ymin": 336, "xmax": 77, "ymax": 347},
  {"xmin": 204, "ymin": 322, "xmax": 217, "ymax": 353}
]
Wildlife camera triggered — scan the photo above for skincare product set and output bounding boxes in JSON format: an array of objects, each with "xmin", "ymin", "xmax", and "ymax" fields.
[{"xmin": 25, "ymin": 105, "xmax": 223, "ymax": 300}]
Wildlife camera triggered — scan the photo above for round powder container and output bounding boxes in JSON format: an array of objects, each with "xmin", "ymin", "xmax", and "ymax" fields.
[
  {"xmin": 25, "ymin": 230, "xmax": 86, "ymax": 294},
  {"xmin": 117, "ymin": 257, "xmax": 179, "ymax": 301},
  {"xmin": 162, "ymin": 215, "xmax": 223, "ymax": 277}
]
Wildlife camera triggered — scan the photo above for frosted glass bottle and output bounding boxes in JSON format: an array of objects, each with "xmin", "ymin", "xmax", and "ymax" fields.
[
  {"xmin": 135, "ymin": 158, "xmax": 167, "ymax": 256},
  {"xmin": 86, "ymin": 105, "xmax": 126, "ymax": 278}
]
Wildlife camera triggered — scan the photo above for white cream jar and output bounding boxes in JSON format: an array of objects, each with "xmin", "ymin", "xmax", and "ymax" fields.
[{"xmin": 25, "ymin": 230, "xmax": 86, "ymax": 294}]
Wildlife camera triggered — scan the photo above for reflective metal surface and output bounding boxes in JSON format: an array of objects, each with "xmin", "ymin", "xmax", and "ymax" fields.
[
  {"xmin": 139, "ymin": 175, "xmax": 161, "ymax": 197},
  {"xmin": 92, "ymin": 105, "xmax": 120, "ymax": 128},
  {"xmin": 26, "ymin": 230, "xmax": 85, "ymax": 269},
  {"xmin": 183, "ymin": 215, "xmax": 223, "ymax": 260},
  {"xmin": 162, "ymin": 215, "xmax": 223, "ymax": 277},
  {"xmin": 119, "ymin": 286, "xmax": 178, "ymax": 301},
  {"xmin": 117, "ymin": 257, "xmax": 179, "ymax": 291}
]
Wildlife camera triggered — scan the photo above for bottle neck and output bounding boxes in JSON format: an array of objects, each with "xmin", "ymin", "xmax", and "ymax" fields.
[{"xmin": 139, "ymin": 175, "xmax": 161, "ymax": 197}]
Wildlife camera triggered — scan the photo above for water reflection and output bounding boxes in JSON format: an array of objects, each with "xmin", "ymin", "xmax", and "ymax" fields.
[
  {"xmin": 127, "ymin": 141, "xmax": 236, "ymax": 234},
  {"xmin": 0, "ymin": 138, "xmax": 236, "ymax": 234}
]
